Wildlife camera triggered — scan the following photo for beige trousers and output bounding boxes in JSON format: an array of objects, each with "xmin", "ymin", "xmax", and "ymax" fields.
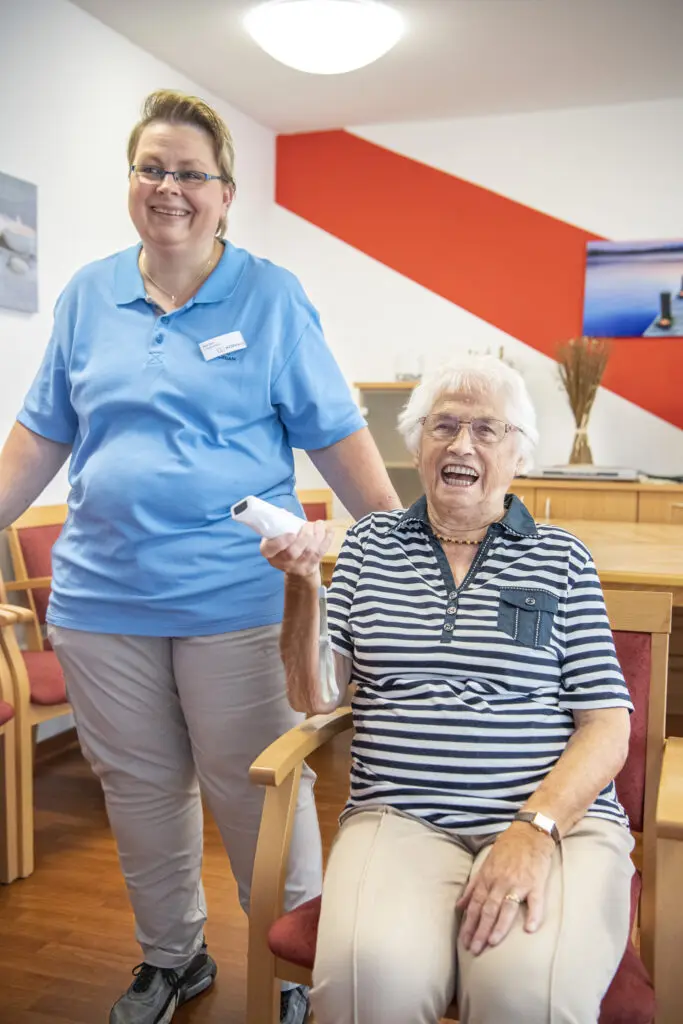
[
  {"xmin": 48, "ymin": 624, "xmax": 322, "ymax": 970},
  {"xmin": 312, "ymin": 807, "xmax": 634, "ymax": 1024}
]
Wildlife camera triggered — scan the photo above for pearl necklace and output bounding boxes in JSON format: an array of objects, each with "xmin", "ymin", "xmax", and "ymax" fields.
[{"xmin": 140, "ymin": 247, "xmax": 218, "ymax": 306}]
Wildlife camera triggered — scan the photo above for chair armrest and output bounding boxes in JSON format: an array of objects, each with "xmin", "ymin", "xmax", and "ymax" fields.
[
  {"xmin": 4, "ymin": 577, "xmax": 52, "ymax": 592},
  {"xmin": 249, "ymin": 706, "xmax": 353, "ymax": 788},
  {"xmin": 656, "ymin": 737, "xmax": 683, "ymax": 841},
  {"xmin": 0, "ymin": 608, "xmax": 19, "ymax": 627},
  {"xmin": 0, "ymin": 604, "xmax": 36, "ymax": 625}
]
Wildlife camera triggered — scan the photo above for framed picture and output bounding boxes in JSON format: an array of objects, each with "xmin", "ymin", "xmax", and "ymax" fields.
[
  {"xmin": 0, "ymin": 171, "xmax": 37, "ymax": 314},
  {"xmin": 582, "ymin": 239, "xmax": 683, "ymax": 338}
]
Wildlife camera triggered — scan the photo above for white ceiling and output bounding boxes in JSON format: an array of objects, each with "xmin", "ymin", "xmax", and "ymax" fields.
[{"xmin": 72, "ymin": 0, "xmax": 683, "ymax": 133}]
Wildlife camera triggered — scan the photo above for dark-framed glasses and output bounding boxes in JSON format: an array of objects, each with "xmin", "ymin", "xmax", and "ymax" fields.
[
  {"xmin": 419, "ymin": 414, "xmax": 521, "ymax": 445},
  {"xmin": 130, "ymin": 165, "xmax": 234, "ymax": 191}
]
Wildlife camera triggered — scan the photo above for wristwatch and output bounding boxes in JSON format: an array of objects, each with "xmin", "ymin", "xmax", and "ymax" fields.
[{"xmin": 513, "ymin": 811, "xmax": 561, "ymax": 844}]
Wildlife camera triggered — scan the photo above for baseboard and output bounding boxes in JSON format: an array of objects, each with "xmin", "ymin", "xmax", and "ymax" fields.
[{"xmin": 35, "ymin": 726, "xmax": 79, "ymax": 765}]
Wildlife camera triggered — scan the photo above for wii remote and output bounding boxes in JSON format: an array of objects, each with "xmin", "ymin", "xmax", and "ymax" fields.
[{"xmin": 230, "ymin": 495, "xmax": 306, "ymax": 539}]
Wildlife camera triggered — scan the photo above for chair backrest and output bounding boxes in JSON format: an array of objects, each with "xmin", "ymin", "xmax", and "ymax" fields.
[
  {"xmin": 602, "ymin": 589, "xmax": 671, "ymax": 979},
  {"xmin": 297, "ymin": 489, "xmax": 334, "ymax": 521},
  {"xmin": 5, "ymin": 504, "xmax": 67, "ymax": 650}
]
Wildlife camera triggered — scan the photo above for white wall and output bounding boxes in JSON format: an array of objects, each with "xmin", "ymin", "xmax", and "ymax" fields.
[
  {"xmin": 0, "ymin": 0, "xmax": 275, "ymax": 504},
  {"xmin": 0, "ymin": 0, "xmax": 275, "ymax": 739},
  {"xmin": 271, "ymin": 98, "xmax": 683, "ymax": 487}
]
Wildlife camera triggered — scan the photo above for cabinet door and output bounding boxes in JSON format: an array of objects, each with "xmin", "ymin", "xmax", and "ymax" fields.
[
  {"xmin": 638, "ymin": 493, "xmax": 683, "ymax": 524},
  {"xmin": 508, "ymin": 481, "xmax": 536, "ymax": 515},
  {"xmin": 535, "ymin": 489, "xmax": 637, "ymax": 522}
]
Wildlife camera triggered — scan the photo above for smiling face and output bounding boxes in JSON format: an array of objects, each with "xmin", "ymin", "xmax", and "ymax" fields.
[
  {"xmin": 417, "ymin": 390, "xmax": 523, "ymax": 527},
  {"xmin": 128, "ymin": 121, "xmax": 232, "ymax": 254}
]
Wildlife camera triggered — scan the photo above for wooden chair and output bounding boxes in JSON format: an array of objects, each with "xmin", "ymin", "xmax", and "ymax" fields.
[
  {"xmin": 0, "ymin": 608, "xmax": 19, "ymax": 884},
  {"xmin": 5, "ymin": 503, "xmax": 68, "ymax": 652},
  {"xmin": 0, "ymin": 590, "xmax": 70, "ymax": 878},
  {"xmin": 297, "ymin": 489, "xmax": 334, "ymax": 521},
  {"xmin": 247, "ymin": 590, "xmax": 683, "ymax": 1024}
]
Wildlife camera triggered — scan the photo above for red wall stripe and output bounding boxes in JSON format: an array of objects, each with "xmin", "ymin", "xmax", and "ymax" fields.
[{"xmin": 276, "ymin": 129, "xmax": 683, "ymax": 430}]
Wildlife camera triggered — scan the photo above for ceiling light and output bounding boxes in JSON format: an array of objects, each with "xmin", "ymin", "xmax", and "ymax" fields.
[{"xmin": 244, "ymin": 0, "xmax": 404, "ymax": 75}]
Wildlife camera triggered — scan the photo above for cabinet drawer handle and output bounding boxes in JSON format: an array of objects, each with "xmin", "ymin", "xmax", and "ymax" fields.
[{"xmin": 544, "ymin": 497, "xmax": 551, "ymax": 519}]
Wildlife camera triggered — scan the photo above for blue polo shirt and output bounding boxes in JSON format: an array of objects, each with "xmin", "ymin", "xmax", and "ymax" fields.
[{"xmin": 19, "ymin": 242, "xmax": 365, "ymax": 636}]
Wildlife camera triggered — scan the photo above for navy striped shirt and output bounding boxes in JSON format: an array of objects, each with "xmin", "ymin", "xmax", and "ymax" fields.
[{"xmin": 327, "ymin": 495, "xmax": 632, "ymax": 835}]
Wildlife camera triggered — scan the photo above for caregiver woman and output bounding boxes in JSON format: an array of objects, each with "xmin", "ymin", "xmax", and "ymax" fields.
[{"xmin": 0, "ymin": 90, "xmax": 399, "ymax": 1024}]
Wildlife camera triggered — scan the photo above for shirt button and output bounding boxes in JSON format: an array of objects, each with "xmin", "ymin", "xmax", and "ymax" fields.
[
  {"xmin": 154, "ymin": 334, "xmax": 163, "ymax": 344},
  {"xmin": 447, "ymin": 605, "xmax": 457, "ymax": 615},
  {"xmin": 160, "ymin": 316, "xmax": 169, "ymax": 324},
  {"xmin": 444, "ymin": 623, "xmax": 454, "ymax": 632},
  {"xmin": 525, "ymin": 596, "xmax": 536, "ymax": 606},
  {"xmin": 448, "ymin": 591, "xmax": 457, "ymax": 600}
]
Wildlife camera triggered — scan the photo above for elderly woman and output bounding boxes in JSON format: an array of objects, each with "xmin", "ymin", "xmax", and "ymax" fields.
[
  {"xmin": 264, "ymin": 355, "xmax": 634, "ymax": 1024},
  {"xmin": 0, "ymin": 90, "xmax": 399, "ymax": 1024}
]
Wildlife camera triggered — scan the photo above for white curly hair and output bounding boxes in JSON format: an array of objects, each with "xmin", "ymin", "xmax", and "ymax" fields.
[{"xmin": 397, "ymin": 355, "xmax": 539, "ymax": 473}]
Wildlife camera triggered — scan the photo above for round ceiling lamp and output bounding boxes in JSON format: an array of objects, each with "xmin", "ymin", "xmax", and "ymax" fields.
[{"xmin": 244, "ymin": 0, "xmax": 405, "ymax": 75}]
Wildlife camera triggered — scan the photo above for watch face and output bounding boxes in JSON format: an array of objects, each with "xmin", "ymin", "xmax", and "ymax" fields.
[{"xmin": 533, "ymin": 812, "xmax": 555, "ymax": 834}]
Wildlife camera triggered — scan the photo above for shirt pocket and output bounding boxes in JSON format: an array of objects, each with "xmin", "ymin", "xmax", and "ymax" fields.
[{"xmin": 497, "ymin": 588, "xmax": 558, "ymax": 648}]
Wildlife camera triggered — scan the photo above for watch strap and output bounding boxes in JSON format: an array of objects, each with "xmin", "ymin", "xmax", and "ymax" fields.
[{"xmin": 514, "ymin": 811, "xmax": 561, "ymax": 844}]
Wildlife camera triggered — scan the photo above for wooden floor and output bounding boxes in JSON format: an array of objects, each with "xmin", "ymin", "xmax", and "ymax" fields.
[{"xmin": 0, "ymin": 733, "xmax": 352, "ymax": 1024}]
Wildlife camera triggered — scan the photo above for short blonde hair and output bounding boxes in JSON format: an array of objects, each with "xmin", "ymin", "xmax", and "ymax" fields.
[
  {"xmin": 397, "ymin": 355, "xmax": 539, "ymax": 472},
  {"xmin": 127, "ymin": 89, "xmax": 236, "ymax": 238}
]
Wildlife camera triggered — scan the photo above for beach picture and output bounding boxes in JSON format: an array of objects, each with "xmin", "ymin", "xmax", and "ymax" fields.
[
  {"xmin": 582, "ymin": 239, "xmax": 683, "ymax": 338},
  {"xmin": 0, "ymin": 171, "xmax": 38, "ymax": 314}
]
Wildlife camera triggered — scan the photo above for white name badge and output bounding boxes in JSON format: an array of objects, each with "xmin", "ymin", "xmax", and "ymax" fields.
[{"xmin": 199, "ymin": 331, "xmax": 247, "ymax": 361}]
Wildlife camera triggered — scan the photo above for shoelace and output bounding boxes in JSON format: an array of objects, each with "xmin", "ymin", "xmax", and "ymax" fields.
[{"xmin": 131, "ymin": 962, "xmax": 180, "ymax": 994}]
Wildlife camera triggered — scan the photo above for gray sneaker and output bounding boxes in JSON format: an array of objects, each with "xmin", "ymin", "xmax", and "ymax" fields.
[
  {"xmin": 109, "ymin": 943, "xmax": 217, "ymax": 1024},
  {"xmin": 280, "ymin": 985, "xmax": 310, "ymax": 1024}
]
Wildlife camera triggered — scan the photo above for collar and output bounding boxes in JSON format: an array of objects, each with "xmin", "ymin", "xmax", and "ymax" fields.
[
  {"xmin": 393, "ymin": 492, "xmax": 539, "ymax": 539},
  {"xmin": 113, "ymin": 240, "xmax": 248, "ymax": 307}
]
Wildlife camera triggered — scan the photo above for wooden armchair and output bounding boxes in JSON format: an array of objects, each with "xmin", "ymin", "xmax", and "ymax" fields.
[
  {"xmin": 296, "ymin": 489, "xmax": 334, "ymax": 521},
  {"xmin": 247, "ymin": 590, "xmax": 683, "ymax": 1024},
  {"xmin": 0, "ymin": 608, "xmax": 19, "ymax": 883},
  {"xmin": 0, "ymin": 585, "xmax": 70, "ymax": 878},
  {"xmin": 5, "ymin": 503, "xmax": 67, "ymax": 652}
]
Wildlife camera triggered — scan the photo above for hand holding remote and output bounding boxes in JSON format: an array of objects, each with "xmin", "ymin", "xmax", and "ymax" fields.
[{"xmin": 230, "ymin": 495, "xmax": 306, "ymax": 539}]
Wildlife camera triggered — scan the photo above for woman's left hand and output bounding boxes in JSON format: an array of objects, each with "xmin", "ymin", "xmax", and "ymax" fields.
[
  {"xmin": 457, "ymin": 822, "xmax": 555, "ymax": 956},
  {"xmin": 260, "ymin": 519, "xmax": 333, "ymax": 578}
]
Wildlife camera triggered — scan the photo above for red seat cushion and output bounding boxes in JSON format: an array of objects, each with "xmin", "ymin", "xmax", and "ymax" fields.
[
  {"xmin": 17, "ymin": 523, "xmax": 62, "ymax": 623},
  {"xmin": 21, "ymin": 650, "xmax": 67, "ymax": 705},
  {"xmin": 302, "ymin": 502, "xmax": 328, "ymax": 521},
  {"xmin": 0, "ymin": 700, "xmax": 15, "ymax": 727},
  {"xmin": 269, "ymin": 878, "xmax": 654, "ymax": 1022},
  {"xmin": 268, "ymin": 895, "xmax": 320, "ymax": 969}
]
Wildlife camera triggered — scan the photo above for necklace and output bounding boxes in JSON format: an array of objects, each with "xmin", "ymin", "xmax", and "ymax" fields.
[
  {"xmin": 432, "ymin": 532, "xmax": 485, "ymax": 546},
  {"xmin": 140, "ymin": 246, "xmax": 218, "ymax": 305}
]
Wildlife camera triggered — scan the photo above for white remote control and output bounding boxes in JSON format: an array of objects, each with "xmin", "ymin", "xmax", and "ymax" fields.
[{"xmin": 231, "ymin": 495, "xmax": 306, "ymax": 539}]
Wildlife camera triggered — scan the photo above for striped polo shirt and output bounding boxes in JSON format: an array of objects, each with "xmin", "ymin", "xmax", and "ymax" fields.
[{"xmin": 327, "ymin": 495, "xmax": 633, "ymax": 836}]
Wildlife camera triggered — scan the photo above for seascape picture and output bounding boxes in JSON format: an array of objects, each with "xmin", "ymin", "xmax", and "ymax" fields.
[{"xmin": 582, "ymin": 239, "xmax": 683, "ymax": 338}]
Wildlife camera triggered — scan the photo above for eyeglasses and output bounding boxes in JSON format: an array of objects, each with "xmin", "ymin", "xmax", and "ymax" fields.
[
  {"xmin": 419, "ymin": 414, "xmax": 521, "ymax": 445},
  {"xmin": 130, "ymin": 165, "xmax": 234, "ymax": 191}
]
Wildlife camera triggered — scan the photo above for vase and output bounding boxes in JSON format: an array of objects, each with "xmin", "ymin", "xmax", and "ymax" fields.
[{"xmin": 569, "ymin": 417, "xmax": 593, "ymax": 465}]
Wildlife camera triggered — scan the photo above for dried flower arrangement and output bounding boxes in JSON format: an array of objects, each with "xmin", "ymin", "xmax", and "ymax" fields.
[{"xmin": 557, "ymin": 336, "xmax": 611, "ymax": 464}]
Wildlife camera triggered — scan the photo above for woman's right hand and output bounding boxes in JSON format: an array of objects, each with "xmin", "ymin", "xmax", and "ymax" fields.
[{"xmin": 260, "ymin": 519, "xmax": 333, "ymax": 579}]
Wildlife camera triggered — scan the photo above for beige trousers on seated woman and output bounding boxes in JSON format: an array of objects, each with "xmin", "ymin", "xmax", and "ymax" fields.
[{"xmin": 311, "ymin": 807, "xmax": 634, "ymax": 1024}]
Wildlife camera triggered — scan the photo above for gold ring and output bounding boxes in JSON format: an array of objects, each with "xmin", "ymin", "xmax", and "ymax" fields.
[{"xmin": 504, "ymin": 892, "xmax": 522, "ymax": 904}]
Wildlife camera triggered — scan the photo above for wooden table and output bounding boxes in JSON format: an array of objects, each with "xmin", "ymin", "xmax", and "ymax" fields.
[{"xmin": 321, "ymin": 519, "xmax": 683, "ymax": 715}]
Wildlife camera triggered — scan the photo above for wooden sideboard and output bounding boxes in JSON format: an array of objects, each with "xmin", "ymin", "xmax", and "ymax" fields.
[{"xmin": 508, "ymin": 478, "xmax": 683, "ymax": 523}]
